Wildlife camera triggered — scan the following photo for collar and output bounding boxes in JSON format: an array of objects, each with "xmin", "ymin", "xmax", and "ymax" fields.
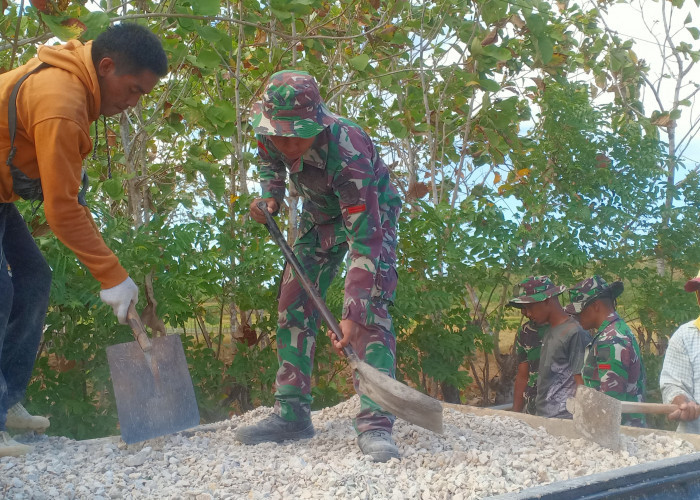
[{"xmin": 596, "ymin": 311, "xmax": 621, "ymax": 336}]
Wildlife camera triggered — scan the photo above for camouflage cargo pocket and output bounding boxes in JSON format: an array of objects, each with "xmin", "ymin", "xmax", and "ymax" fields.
[{"xmin": 371, "ymin": 259, "xmax": 397, "ymax": 304}]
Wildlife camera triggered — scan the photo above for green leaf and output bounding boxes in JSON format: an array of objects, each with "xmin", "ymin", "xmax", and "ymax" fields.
[
  {"xmin": 79, "ymin": 12, "xmax": 110, "ymax": 41},
  {"xmin": 205, "ymin": 101, "xmax": 237, "ymax": 128},
  {"xmin": 196, "ymin": 49, "xmax": 221, "ymax": 69},
  {"xmin": 196, "ymin": 25, "xmax": 223, "ymax": 44},
  {"xmin": 102, "ymin": 178, "xmax": 123, "ymax": 199},
  {"xmin": 481, "ymin": 0, "xmax": 508, "ymax": 24},
  {"xmin": 387, "ymin": 120, "xmax": 408, "ymax": 139},
  {"xmin": 206, "ymin": 173, "xmax": 226, "ymax": 197},
  {"xmin": 670, "ymin": 108, "xmax": 682, "ymax": 120},
  {"xmin": 482, "ymin": 45, "xmax": 512, "ymax": 62},
  {"xmin": 688, "ymin": 27, "xmax": 700, "ymax": 40},
  {"xmin": 207, "ymin": 139, "xmax": 231, "ymax": 159},
  {"xmin": 192, "ymin": 0, "xmax": 220, "ymax": 16},
  {"xmin": 537, "ymin": 37, "xmax": 554, "ymax": 64},
  {"xmin": 684, "ymin": 13, "xmax": 692, "ymax": 24},
  {"xmin": 41, "ymin": 15, "xmax": 85, "ymax": 41},
  {"xmin": 526, "ymin": 14, "xmax": 545, "ymax": 36},
  {"xmin": 348, "ymin": 54, "xmax": 371, "ymax": 71},
  {"xmin": 478, "ymin": 79, "xmax": 501, "ymax": 92}
]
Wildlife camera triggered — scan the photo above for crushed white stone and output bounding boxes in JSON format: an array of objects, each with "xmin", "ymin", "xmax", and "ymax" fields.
[{"xmin": 1, "ymin": 396, "xmax": 696, "ymax": 499}]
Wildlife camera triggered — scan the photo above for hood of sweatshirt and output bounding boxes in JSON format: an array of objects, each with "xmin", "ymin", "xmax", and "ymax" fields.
[{"xmin": 37, "ymin": 39, "xmax": 101, "ymax": 122}]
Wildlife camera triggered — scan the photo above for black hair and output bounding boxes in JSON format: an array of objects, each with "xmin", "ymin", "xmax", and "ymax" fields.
[{"xmin": 92, "ymin": 23, "xmax": 168, "ymax": 77}]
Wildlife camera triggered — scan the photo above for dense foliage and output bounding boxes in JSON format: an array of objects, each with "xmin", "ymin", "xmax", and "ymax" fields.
[{"xmin": 1, "ymin": 0, "xmax": 698, "ymax": 438}]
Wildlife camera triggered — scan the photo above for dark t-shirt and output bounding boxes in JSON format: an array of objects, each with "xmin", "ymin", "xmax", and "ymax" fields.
[{"xmin": 535, "ymin": 317, "xmax": 592, "ymax": 418}]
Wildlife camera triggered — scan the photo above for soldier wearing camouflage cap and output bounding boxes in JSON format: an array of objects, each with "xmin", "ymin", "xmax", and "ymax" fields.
[
  {"xmin": 241, "ymin": 70, "xmax": 402, "ymax": 461},
  {"xmin": 509, "ymin": 276, "xmax": 591, "ymax": 418},
  {"xmin": 566, "ymin": 276, "xmax": 647, "ymax": 427}
]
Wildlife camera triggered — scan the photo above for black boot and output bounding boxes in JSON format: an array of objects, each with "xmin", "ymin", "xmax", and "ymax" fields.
[{"xmin": 235, "ymin": 413, "xmax": 314, "ymax": 444}]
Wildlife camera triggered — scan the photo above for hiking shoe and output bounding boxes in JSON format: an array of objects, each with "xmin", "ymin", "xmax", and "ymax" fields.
[
  {"xmin": 0, "ymin": 431, "xmax": 32, "ymax": 457},
  {"xmin": 357, "ymin": 429, "xmax": 399, "ymax": 462},
  {"xmin": 6, "ymin": 403, "xmax": 50, "ymax": 433},
  {"xmin": 235, "ymin": 413, "xmax": 315, "ymax": 445}
]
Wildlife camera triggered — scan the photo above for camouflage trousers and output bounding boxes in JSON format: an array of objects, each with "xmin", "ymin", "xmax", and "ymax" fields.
[{"xmin": 274, "ymin": 226, "xmax": 397, "ymax": 435}]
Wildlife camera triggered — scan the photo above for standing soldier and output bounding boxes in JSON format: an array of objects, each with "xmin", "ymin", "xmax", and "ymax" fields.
[
  {"xmin": 240, "ymin": 70, "xmax": 402, "ymax": 462},
  {"xmin": 509, "ymin": 276, "xmax": 591, "ymax": 418},
  {"xmin": 512, "ymin": 320, "xmax": 546, "ymax": 414},
  {"xmin": 565, "ymin": 276, "xmax": 646, "ymax": 427}
]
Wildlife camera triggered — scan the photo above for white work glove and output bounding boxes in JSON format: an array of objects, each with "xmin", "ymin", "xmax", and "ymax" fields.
[{"xmin": 100, "ymin": 277, "xmax": 139, "ymax": 324}]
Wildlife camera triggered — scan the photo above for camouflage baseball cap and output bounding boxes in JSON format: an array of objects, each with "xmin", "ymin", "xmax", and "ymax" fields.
[
  {"xmin": 564, "ymin": 275, "xmax": 624, "ymax": 315},
  {"xmin": 684, "ymin": 269, "xmax": 700, "ymax": 292},
  {"xmin": 251, "ymin": 70, "xmax": 336, "ymax": 138},
  {"xmin": 508, "ymin": 276, "xmax": 566, "ymax": 308}
]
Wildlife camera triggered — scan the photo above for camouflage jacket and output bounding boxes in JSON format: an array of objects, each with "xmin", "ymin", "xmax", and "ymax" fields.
[
  {"xmin": 582, "ymin": 312, "xmax": 647, "ymax": 427},
  {"xmin": 515, "ymin": 321, "xmax": 546, "ymax": 415},
  {"xmin": 257, "ymin": 118, "xmax": 402, "ymax": 325}
]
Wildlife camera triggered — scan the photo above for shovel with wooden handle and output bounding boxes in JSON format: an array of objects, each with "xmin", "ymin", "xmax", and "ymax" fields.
[
  {"xmin": 567, "ymin": 385, "xmax": 678, "ymax": 450},
  {"xmin": 106, "ymin": 303, "xmax": 200, "ymax": 444},
  {"xmin": 258, "ymin": 202, "xmax": 443, "ymax": 434}
]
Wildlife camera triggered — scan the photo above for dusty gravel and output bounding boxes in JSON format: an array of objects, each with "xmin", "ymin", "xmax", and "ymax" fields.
[{"xmin": 1, "ymin": 396, "xmax": 696, "ymax": 499}]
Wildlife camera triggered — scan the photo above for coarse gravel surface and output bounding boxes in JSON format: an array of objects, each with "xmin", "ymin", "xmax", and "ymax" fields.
[{"xmin": 1, "ymin": 396, "xmax": 696, "ymax": 499}]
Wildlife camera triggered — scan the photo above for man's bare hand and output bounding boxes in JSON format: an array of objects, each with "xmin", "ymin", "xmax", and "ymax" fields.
[
  {"xmin": 329, "ymin": 319, "xmax": 364, "ymax": 357},
  {"xmin": 669, "ymin": 395, "xmax": 700, "ymax": 422},
  {"xmin": 249, "ymin": 197, "xmax": 279, "ymax": 224}
]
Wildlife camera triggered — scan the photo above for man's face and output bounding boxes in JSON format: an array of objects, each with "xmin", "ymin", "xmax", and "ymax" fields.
[
  {"xmin": 575, "ymin": 301, "xmax": 598, "ymax": 330},
  {"xmin": 521, "ymin": 300, "xmax": 550, "ymax": 325},
  {"xmin": 97, "ymin": 57, "xmax": 160, "ymax": 116},
  {"xmin": 269, "ymin": 135, "xmax": 316, "ymax": 161}
]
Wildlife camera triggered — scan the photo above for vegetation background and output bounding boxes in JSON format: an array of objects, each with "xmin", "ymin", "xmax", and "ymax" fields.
[{"xmin": 1, "ymin": 0, "xmax": 698, "ymax": 438}]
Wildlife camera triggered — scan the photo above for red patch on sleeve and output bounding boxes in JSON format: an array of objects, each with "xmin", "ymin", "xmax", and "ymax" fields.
[
  {"xmin": 257, "ymin": 140, "xmax": 268, "ymax": 155},
  {"xmin": 598, "ymin": 364, "xmax": 611, "ymax": 370},
  {"xmin": 347, "ymin": 204, "xmax": 366, "ymax": 214}
]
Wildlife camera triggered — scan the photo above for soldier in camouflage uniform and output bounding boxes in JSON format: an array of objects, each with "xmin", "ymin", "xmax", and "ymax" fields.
[
  {"xmin": 565, "ymin": 276, "xmax": 646, "ymax": 427},
  {"xmin": 509, "ymin": 276, "xmax": 591, "ymax": 418},
  {"xmin": 236, "ymin": 70, "xmax": 402, "ymax": 462},
  {"xmin": 513, "ymin": 320, "xmax": 546, "ymax": 415}
]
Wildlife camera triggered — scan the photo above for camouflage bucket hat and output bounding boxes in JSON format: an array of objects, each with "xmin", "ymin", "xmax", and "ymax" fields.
[
  {"xmin": 564, "ymin": 275, "xmax": 624, "ymax": 315},
  {"xmin": 251, "ymin": 70, "xmax": 335, "ymax": 138},
  {"xmin": 508, "ymin": 276, "xmax": 566, "ymax": 308},
  {"xmin": 684, "ymin": 268, "xmax": 700, "ymax": 292}
]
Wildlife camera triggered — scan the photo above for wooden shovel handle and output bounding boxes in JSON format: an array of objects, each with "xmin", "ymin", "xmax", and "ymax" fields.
[
  {"xmin": 620, "ymin": 401, "xmax": 679, "ymax": 414},
  {"xmin": 127, "ymin": 302, "xmax": 153, "ymax": 352}
]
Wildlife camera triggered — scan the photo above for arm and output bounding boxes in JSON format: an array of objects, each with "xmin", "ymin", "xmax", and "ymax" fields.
[
  {"xmin": 35, "ymin": 118, "xmax": 127, "ymax": 288},
  {"xmin": 512, "ymin": 362, "xmax": 530, "ymax": 412},
  {"xmin": 660, "ymin": 330, "xmax": 700, "ymax": 421},
  {"xmin": 334, "ymin": 144, "xmax": 385, "ymax": 326},
  {"xmin": 256, "ymin": 138, "xmax": 287, "ymax": 209}
]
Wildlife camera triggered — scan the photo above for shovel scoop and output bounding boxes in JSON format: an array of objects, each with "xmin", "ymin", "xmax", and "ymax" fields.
[
  {"xmin": 567, "ymin": 385, "xmax": 678, "ymax": 450},
  {"xmin": 106, "ymin": 303, "xmax": 200, "ymax": 444},
  {"xmin": 258, "ymin": 202, "xmax": 443, "ymax": 434}
]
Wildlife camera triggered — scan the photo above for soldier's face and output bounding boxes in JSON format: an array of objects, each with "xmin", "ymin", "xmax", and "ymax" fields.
[
  {"xmin": 269, "ymin": 135, "xmax": 316, "ymax": 161},
  {"xmin": 522, "ymin": 300, "xmax": 549, "ymax": 325},
  {"xmin": 576, "ymin": 302, "xmax": 597, "ymax": 330}
]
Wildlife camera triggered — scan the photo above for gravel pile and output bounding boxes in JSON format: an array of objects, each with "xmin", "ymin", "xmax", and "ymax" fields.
[{"xmin": 1, "ymin": 396, "xmax": 695, "ymax": 499}]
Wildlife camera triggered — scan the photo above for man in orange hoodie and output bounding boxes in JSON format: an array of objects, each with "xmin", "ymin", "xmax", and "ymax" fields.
[{"xmin": 0, "ymin": 24, "xmax": 167, "ymax": 456}]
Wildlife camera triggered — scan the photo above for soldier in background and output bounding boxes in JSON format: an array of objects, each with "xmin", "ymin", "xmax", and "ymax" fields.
[
  {"xmin": 512, "ymin": 320, "xmax": 546, "ymax": 414},
  {"xmin": 565, "ymin": 276, "xmax": 646, "ymax": 427},
  {"xmin": 240, "ymin": 70, "xmax": 402, "ymax": 462},
  {"xmin": 509, "ymin": 276, "xmax": 591, "ymax": 418}
]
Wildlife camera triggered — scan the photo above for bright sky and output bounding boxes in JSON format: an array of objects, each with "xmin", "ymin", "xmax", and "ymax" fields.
[{"xmin": 593, "ymin": 0, "xmax": 700, "ymax": 169}]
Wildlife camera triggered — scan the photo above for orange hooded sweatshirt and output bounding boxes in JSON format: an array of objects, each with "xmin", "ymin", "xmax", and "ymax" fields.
[{"xmin": 0, "ymin": 40, "xmax": 127, "ymax": 289}]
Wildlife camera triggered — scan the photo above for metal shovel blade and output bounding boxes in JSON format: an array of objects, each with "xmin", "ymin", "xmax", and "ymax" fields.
[
  {"xmin": 106, "ymin": 335, "xmax": 200, "ymax": 444},
  {"xmin": 349, "ymin": 353, "xmax": 444, "ymax": 434},
  {"xmin": 567, "ymin": 385, "xmax": 622, "ymax": 450}
]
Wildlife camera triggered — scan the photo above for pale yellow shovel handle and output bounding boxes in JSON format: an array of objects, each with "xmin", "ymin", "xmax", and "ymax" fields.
[{"xmin": 620, "ymin": 402, "xmax": 679, "ymax": 414}]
